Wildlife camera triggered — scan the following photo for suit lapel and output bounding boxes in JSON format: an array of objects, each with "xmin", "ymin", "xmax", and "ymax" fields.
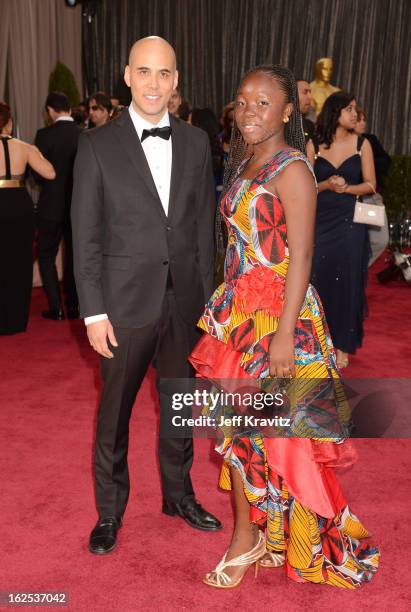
[
  {"xmin": 113, "ymin": 110, "xmax": 166, "ymax": 220},
  {"xmin": 168, "ymin": 115, "xmax": 186, "ymax": 221}
]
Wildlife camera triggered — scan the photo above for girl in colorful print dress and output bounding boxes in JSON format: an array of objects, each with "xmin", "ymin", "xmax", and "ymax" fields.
[{"xmin": 189, "ymin": 65, "xmax": 379, "ymax": 589}]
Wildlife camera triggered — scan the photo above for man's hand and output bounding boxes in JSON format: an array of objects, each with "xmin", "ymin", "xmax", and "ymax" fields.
[{"xmin": 87, "ymin": 319, "xmax": 118, "ymax": 358}]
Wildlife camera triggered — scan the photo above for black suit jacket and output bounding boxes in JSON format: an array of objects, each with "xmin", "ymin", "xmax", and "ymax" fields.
[
  {"xmin": 34, "ymin": 120, "xmax": 80, "ymax": 221},
  {"xmin": 71, "ymin": 111, "xmax": 216, "ymax": 328},
  {"xmin": 302, "ymin": 117, "xmax": 315, "ymax": 144}
]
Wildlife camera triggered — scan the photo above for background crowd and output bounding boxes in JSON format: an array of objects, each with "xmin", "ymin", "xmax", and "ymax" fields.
[{"xmin": 0, "ymin": 63, "xmax": 395, "ymax": 370}]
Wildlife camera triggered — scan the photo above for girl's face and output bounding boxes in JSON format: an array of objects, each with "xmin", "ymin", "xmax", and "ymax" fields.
[
  {"xmin": 338, "ymin": 99, "xmax": 357, "ymax": 130},
  {"xmin": 235, "ymin": 72, "xmax": 291, "ymax": 145}
]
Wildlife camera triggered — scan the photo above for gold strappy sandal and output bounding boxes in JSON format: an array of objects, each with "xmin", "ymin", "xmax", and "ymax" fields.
[
  {"xmin": 259, "ymin": 550, "xmax": 286, "ymax": 568},
  {"xmin": 203, "ymin": 531, "xmax": 266, "ymax": 589}
]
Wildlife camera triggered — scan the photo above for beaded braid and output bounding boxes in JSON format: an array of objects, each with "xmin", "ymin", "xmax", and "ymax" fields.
[
  {"xmin": 215, "ymin": 125, "xmax": 247, "ymax": 254},
  {"xmin": 215, "ymin": 64, "xmax": 306, "ymax": 258}
]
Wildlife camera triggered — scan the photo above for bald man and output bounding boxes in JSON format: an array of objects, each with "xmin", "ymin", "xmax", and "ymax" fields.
[{"xmin": 72, "ymin": 37, "xmax": 220, "ymax": 554}]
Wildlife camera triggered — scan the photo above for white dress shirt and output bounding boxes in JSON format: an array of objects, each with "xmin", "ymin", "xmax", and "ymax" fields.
[
  {"xmin": 129, "ymin": 104, "xmax": 172, "ymax": 214},
  {"xmin": 55, "ymin": 115, "xmax": 74, "ymax": 123},
  {"xmin": 85, "ymin": 105, "xmax": 172, "ymax": 326}
]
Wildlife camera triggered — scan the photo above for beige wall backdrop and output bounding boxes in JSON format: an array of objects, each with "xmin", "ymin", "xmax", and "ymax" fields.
[{"xmin": 0, "ymin": 0, "xmax": 82, "ymax": 143}]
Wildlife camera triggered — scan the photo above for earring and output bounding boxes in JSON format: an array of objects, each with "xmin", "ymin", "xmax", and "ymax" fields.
[{"xmin": 283, "ymin": 115, "xmax": 290, "ymax": 123}]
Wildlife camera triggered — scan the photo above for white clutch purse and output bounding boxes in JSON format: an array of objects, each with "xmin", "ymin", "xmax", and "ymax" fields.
[{"xmin": 353, "ymin": 186, "xmax": 386, "ymax": 227}]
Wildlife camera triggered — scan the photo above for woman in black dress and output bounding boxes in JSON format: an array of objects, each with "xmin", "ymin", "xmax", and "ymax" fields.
[
  {"xmin": 0, "ymin": 102, "xmax": 55, "ymax": 334},
  {"xmin": 307, "ymin": 92, "xmax": 376, "ymax": 368}
]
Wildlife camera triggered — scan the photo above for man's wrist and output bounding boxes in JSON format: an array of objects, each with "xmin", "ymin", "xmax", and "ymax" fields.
[{"xmin": 84, "ymin": 313, "xmax": 108, "ymax": 326}]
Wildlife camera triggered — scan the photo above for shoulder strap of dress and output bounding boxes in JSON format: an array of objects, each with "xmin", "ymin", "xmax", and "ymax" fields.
[
  {"xmin": 1, "ymin": 137, "xmax": 11, "ymax": 179},
  {"xmin": 357, "ymin": 135, "xmax": 365, "ymax": 154},
  {"xmin": 257, "ymin": 149, "xmax": 315, "ymax": 184}
]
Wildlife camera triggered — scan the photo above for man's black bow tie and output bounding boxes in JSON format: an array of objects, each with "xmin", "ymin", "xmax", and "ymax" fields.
[{"xmin": 141, "ymin": 126, "xmax": 172, "ymax": 142}]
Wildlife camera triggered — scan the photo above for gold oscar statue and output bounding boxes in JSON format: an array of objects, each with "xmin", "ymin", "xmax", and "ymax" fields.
[{"xmin": 310, "ymin": 58, "xmax": 340, "ymax": 117}]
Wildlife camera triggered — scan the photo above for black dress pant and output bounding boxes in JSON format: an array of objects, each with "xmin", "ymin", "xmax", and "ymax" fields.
[
  {"xmin": 37, "ymin": 215, "xmax": 78, "ymax": 311},
  {"xmin": 94, "ymin": 289, "xmax": 200, "ymax": 520}
]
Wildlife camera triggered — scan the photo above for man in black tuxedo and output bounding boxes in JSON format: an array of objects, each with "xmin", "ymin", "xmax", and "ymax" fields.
[
  {"xmin": 296, "ymin": 79, "xmax": 315, "ymax": 144},
  {"xmin": 71, "ymin": 36, "xmax": 220, "ymax": 555},
  {"xmin": 35, "ymin": 91, "xmax": 80, "ymax": 320}
]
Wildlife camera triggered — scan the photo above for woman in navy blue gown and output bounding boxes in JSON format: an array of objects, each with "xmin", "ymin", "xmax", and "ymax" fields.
[{"xmin": 307, "ymin": 92, "xmax": 376, "ymax": 368}]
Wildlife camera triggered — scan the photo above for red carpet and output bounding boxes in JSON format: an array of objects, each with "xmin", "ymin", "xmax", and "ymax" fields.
[
  {"xmin": 344, "ymin": 253, "xmax": 411, "ymax": 377},
  {"xmin": 1, "ymin": 255, "xmax": 410, "ymax": 611}
]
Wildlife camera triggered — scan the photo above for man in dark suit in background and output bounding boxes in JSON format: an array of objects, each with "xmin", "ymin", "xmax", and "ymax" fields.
[
  {"xmin": 35, "ymin": 91, "xmax": 80, "ymax": 320},
  {"xmin": 296, "ymin": 79, "xmax": 316, "ymax": 143},
  {"xmin": 71, "ymin": 36, "xmax": 220, "ymax": 555}
]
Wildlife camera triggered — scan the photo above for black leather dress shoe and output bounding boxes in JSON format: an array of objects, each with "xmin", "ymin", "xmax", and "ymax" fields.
[
  {"xmin": 88, "ymin": 516, "xmax": 121, "ymax": 555},
  {"xmin": 162, "ymin": 498, "xmax": 222, "ymax": 531},
  {"xmin": 42, "ymin": 308, "xmax": 65, "ymax": 321}
]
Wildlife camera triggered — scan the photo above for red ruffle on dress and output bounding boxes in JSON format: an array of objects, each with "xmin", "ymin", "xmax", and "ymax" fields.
[{"xmin": 189, "ymin": 149, "xmax": 380, "ymax": 588}]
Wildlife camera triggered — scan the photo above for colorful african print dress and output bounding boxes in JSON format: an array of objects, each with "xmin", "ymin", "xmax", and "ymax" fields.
[{"xmin": 189, "ymin": 148, "xmax": 380, "ymax": 588}]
